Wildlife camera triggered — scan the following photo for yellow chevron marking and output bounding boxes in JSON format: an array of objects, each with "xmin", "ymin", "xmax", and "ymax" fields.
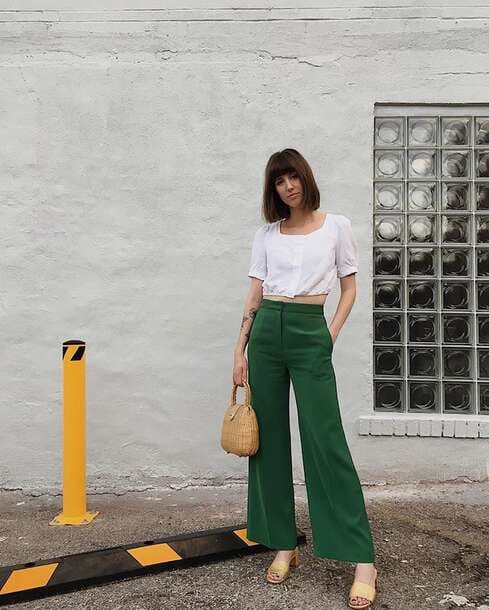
[
  {"xmin": 233, "ymin": 528, "xmax": 259, "ymax": 546},
  {"xmin": 0, "ymin": 563, "xmax": 59, "ymax": 595},
  {"xmin": 127, "ymin": 543, "xmax": 182, "ymax": 566},
  {"xmin": 64, "ymin": 345, "xmax": 80, "ymax": 361}
]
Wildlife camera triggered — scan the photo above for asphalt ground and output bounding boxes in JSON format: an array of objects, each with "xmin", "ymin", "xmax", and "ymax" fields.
[{"xmin": 1, "ymin": 481, "xmax": 489, "ymax": 609}]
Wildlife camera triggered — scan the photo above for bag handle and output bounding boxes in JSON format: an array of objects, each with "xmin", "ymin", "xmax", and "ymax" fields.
[{"xmin": 230, "ymin": 380, "xmax": 251, "ymax": 407}]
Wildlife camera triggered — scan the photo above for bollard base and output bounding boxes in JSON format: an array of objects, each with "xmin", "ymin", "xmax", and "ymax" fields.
[{"xmin": 49, "ymin": 511, "xmax": 99, "ymax": 526}]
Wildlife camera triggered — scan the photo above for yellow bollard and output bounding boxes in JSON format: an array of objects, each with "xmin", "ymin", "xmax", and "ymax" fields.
[{"xmin": 50, "ymin": 340, "xmax": 98, "ymax": 526}]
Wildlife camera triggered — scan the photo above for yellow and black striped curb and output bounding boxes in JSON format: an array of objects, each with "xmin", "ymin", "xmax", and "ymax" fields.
[{"xmin": 0, "ymin": 524, "xmax": 306, "ymax": 605}]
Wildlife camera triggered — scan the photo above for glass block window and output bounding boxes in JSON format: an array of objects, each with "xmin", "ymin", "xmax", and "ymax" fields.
[{"xmin": 373, "ymin": 106, "xmax": 489, "ymax": 415}]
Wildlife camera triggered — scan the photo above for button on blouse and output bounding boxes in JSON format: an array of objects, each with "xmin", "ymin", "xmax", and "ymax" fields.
[{"xmin": 247, "ymin": 213, "xmax": 358, "ymax": 298}]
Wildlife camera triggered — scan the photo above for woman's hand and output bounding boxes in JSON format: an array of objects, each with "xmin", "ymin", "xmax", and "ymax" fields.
[
  {"xmin": 233, "ymin": 353, "xmax": 248, "ymax": 386},
  {"xmin": 329, "ymin": 327, "xmax": 339, "ymax": 344}
]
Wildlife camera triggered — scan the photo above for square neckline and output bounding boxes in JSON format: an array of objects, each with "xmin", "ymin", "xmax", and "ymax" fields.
[{"xmin": 278, "ymin": 213, "xmax": 329, "ymax": 237}]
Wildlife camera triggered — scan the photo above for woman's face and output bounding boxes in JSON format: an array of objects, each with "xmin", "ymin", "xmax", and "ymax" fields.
[{"xmin": 274, "ymin": 171, "xmax": 303, "ymax": 207}]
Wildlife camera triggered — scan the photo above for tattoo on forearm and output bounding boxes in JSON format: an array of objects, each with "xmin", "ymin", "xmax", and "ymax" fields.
[{"xmin": 240, "ymin": 307, "xmax": 259, "ymax": 341}]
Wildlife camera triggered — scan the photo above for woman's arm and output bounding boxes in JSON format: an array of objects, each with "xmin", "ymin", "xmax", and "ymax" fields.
[
  {"xmin": 328, "ymin": 273, "xmax": 356, "ymax": 343},
  {"xmin": 234, "ymin": 278, "xmax": 264, "ymax": 357}
]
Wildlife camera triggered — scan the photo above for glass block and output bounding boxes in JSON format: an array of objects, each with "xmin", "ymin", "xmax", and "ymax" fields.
[
  {"xmin": 374, "ymin": 380, "xmax": 403, "ymax": 411},
  {"xmin": 443, "ymin": 348, "xmax": 472, "ymax": 378},
  {"xmin": 442, "ymin": 215, "xmax": 470, "ymax": 243},
  {"xmin": 478, "ymin": 315, "xmax": 489, "ymax": 345},
  {"xmin": 409, "ymin": 313, "xmax": 437, "ymax": 343},
  {"xmin": 374, "ymin": 346, "xmax": 402, "ymax": 376},
  {"xmin": 476, "ymin": 216, "xmax": 489, "ymax": 243},
  {"xmin": 375, "ymin": 117, "xmax": 404, "ymax": 146},
  {"xmin": 408, "ymin": 183, "xmax": 436, "ymax": 211},
  {"xmin": 442, "ymin": 248, "xmax": 470, "ymax": 276},
  {"xmin": 408, "ymin": 215, "xmax": 436, "ymax": 243},
  {"xmin": 442, "ymin": 151, "xmax": 470, "ymax": 178},
  {"xmin": 372, "ymin": 112, "xmax": 489, "ymax": 419},
  {"xmin": 442, "ymin": 182, "xmax": 470, "ymax": 211},
  {"xmin": 443, "ymin": 281, "xmax": 470, "ymax": 310},
  {"xmin": 408, "ymin": 117, "xmax": 437, "ymax": 146},
  {"xmin": 443, "ymin": 314, "xmax": 471, "ymax": 344},
  {"xmin": 375, "ymin": 150, "xmax": 403, "ymax": 179},
  {"xmin": 441, "ymin": 117, "xmax": 470, "ymax": 145},
  {"xmin": 409, "ymin": 347, "xmax": 438, "ymax": 377},
  {"xmin": 374, "ymin": 215, "xmax": 403, "ymax": 243},
  {"xmin": 374, "ymin": 182, "xmax": 403, "ymax": 211},
  {"xmin": 477, "ymin": 282, "xmax": 489, "ymax": 310},
  {"xmin": 478, "ymin": 349, "xmax": 489, "ymax": 378},
  {"xmin": 408, "ymin": 248, "xmax": 436, "ymax": 276},
  {"xmin": 408, "ymin": 150, "xmax": 436, "ymax": 178},
  {"xmin": 477, "ymin": 249, "xmax": 489, "ymax": 276},
  {"xmin": 409, "ymin": 381, "xmax": 438, "ymax": 412},
  {"xmin": 476, "ymin": 150, "xmax": 489, "ymax": 178},
  {"xmin": 374, "ymin": 313, "xmax": 402, "ymax": 342},
  {"xmin": 408, "ymin": 280, "xmax": 436, "ymax": 309},
  {"xmin": 479, "ymin": 384, "xmax": 489, "ymax": 413},
  {"xmin": 475, "ymin": 118, "xmax": 489, "ymax": 145},
  {"xmin": 444, "ymin": 382, "xmax": 473, "ymax": 413},
  {"xmin": 374, "ymin": 248, "xmax": 402, "ymax": 276},
  {"xmin": 374, "ymin": 280, "xmax": 402, "ymax": 309},
  {"xmin": 477, "ymin": 184, "xmax": 489, "ymax": 210}
]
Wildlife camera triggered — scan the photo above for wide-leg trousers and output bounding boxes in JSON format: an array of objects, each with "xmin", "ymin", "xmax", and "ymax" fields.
[{"xmin": 246, "ymin": 298, "xmax": 375, "ymax": 563}]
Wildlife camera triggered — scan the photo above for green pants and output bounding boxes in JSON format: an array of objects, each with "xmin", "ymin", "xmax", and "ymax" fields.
[{"xmin": 246, "ymin": 298, "xmax": 375, "ymax": 563}]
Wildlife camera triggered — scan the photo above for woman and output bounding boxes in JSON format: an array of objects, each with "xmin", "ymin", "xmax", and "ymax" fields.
[{"xmin": 232, "ymin": 149, "xmax": 378, "ymax": 609}]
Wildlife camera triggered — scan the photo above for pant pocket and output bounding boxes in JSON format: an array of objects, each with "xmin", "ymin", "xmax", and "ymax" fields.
[
  {"xmin": 310, "ymin": 318, "xmax": 334, "ymax": 379},
  {"xmin": 248, "ymin": 308, "xmax": 264, "ymax": 346},
  {"xmin": 322, "ymin": 318, "xmax": 334, "ymax": 353}
]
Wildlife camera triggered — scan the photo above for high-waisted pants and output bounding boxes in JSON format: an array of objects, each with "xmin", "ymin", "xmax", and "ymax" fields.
[{"xmin": 246, "ymin": 298, "xmax": 375, "ymax": 563}]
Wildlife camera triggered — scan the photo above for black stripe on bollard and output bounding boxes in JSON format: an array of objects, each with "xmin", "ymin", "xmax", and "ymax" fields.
[
  {"xmin": 0, "ymin": 524, "xmax": 307, "ymax": 605},
  {"xmin": 62, "ymin": 340, "xmax": 86, "ymax": 360},
  {"xmin": 70, "ymin": 346, "xmax": 85, "ymax": 361}
]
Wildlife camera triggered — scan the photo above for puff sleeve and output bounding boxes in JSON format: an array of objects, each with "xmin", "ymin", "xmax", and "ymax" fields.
[
  {"xmin": 335, "ymin": 215, "xmax": 358, "ymax": 278},
  {"xmin": 248, "ymin": 224, "xmax": 268, "ymax": 280}
]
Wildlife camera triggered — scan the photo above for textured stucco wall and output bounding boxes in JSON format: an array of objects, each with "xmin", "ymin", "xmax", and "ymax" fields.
[{"xmin": 1, "ymin": 2, "xmax": 489, "ymax": 492}]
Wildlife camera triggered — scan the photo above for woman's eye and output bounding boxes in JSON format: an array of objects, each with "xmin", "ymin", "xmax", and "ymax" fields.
[{"xmin": 276, "ymin": 173, "xmax": 298, "ymax": 185}]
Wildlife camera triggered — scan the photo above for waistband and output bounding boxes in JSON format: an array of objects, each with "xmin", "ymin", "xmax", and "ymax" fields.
[{"xmin": 260, "ymin": 298, "xmax": 325, "ymax": 315}]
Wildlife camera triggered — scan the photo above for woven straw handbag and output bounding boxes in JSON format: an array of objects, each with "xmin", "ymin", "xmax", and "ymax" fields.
[{"xmin": 221, "ymin": 380, "xmax": 259, "ymax": 457}]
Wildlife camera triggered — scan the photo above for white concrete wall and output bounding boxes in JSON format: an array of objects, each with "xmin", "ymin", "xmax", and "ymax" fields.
[{"xmin": 2, "ymin": 1, "xmax": 489, "ymax": 492}]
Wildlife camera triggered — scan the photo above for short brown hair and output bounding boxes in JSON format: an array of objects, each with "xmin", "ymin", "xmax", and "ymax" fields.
[{"xmin": 261, "ymin": 148, "xmax": 321, "ymax": 223}]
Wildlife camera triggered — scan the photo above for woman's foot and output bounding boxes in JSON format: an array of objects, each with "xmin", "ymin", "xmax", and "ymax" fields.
[
  {"xmin": 349, "ymin": 563, "xmax": 378, "ymax": 608},
  {"xmin": 266, "ymin": 547, "xmax": 299, "ymax": 584}
]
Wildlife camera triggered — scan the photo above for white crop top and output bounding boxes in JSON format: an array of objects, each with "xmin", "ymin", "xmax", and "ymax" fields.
[{"xmin": 247, "ymin": 213, "xmax": 358, "ymax": 298}]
